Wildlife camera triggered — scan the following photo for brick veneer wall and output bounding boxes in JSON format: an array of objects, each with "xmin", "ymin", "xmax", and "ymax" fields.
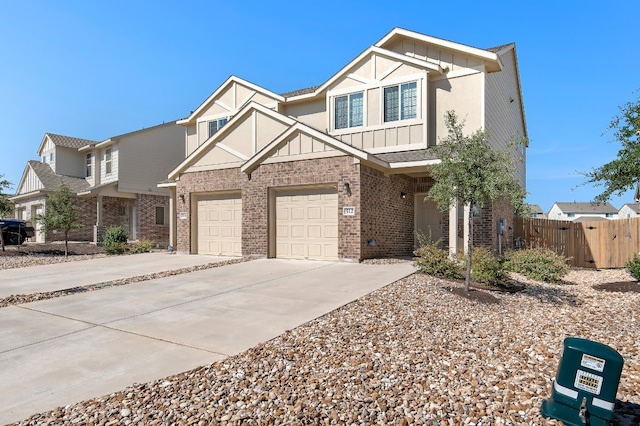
[
  {"xmin": 176, "ymin": 156, "xmax": 361, "ymax": 258},
  {"xmin": 360, "ymin": 166, "xmax": 414, "ymax": 259},
  {"xmin": 45, "ymin": 196, "xmax": 96, "ymax": 242},
  {"xmin": 473, "ymin": 199, "xmax": 514, "ymax": 252},
  {"xmin": 138, "ymin": 193, "xmax": 169, "ymax": 247}
]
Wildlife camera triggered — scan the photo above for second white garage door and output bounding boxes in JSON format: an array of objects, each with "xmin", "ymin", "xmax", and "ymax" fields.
[
  {"xmin": 197, "ymin": 194, "xmax": 242, "ymax": 256},
  {"xmin": 275, "ymin": 188, "xmax": 338, "ymax": 260}
]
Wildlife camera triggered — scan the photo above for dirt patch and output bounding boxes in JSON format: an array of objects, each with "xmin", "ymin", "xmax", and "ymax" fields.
[
  {"xmin": 0, "ymin": 242, "xmax": 105, "ymax": 257},
  {"xmin": 442, "ymin": 286, "xmax": 501, "ymax": 304},
  {"xmin": 593, "ymin": 281, "xmax": 640, "ymax": 293}
]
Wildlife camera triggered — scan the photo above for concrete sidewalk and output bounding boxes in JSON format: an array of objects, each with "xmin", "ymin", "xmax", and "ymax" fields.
[
  {"xmin": 0, "ymin": 252, "xmax": 230, "ymax": 298},
  {"xmin": 0, "ymin": 258, "xmax": 415, "ymax": 424}
]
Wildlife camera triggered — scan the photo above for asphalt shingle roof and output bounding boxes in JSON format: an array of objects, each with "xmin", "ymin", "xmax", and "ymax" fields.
[
  {"xmin": 46, "ymin": 133, "xmax": 98, "ymax": 149},
  {"xmin": 373, "ymin": 149, "xmax": 439, "ymax": 163},
  {"xmin": 28, "ymin": 160, "xmax": 91, "ymax": 193},
  {"xmin": 280, "ymin": 86, "xmax": 321, "ymax": 98},
  {"xmin": 553, "ymin": 202, "xmax": 618, "ymax": 214}
]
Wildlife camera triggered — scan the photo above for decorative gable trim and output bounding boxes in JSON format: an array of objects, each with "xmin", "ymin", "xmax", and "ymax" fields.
[
  {"xmin": 169, "ymin": 102, "xmax": 295, "ymax": 179},
  {"xmin": 375, "ymin": 27, "xmax": 502, "ymax": 71},
  {"xmin": 177, "ymin": 76, "xmax": 285, "ymax": 125},
  {"xmin": 241, "ymin": 122, "xmax": 389, "ymax": 174},
  {"xmin": 286, "ymin": 46, "xmax": 442, "ymax": 102}
]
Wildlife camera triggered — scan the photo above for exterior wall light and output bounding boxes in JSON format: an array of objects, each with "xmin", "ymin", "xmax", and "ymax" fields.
[
  {"xmin": 400, "ymin": 192, "xmax": 407, "ymax": 199},
  {"xmin": 342, "ymin": 182, "xmax": 351, "ymax": 196},
  {"xmin": 179, "ymin": 193, "xmax": 185, "ymax": 203}
]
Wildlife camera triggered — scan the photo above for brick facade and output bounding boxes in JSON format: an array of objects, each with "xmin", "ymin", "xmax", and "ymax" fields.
[
  {"xmin": 45, "ymin": 196, "xmax": 96, "ymax": 242},
  {"xmin": 176, "ymin": 156, "xmax": 361, "ymax": 258},
  {"xmin": 137, "ymin": 193, "xmax": 169, "ymax": 247},
  {"xmin": 176, "ymin": 156, "xmax": 514, "ymax": 260},
  {"xmin": 360, "ymin": 166, "xmax": 414, "ymax": 259}
]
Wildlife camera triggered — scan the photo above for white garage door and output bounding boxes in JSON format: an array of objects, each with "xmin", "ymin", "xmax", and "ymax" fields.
[
  {"xmin": 197, "ymin": 194, "xmax": 242, "ymax": 256},
  {"xmin": 276, "ymin": 188, "xmax": 338, "ymax": 260}
]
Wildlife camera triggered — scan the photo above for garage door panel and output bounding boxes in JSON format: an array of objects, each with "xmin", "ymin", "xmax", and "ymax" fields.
[
  {"xmin": 275, "ymin": 188, "xmax": 338, "ymax": 260},
  {"xmin": 197, "ymin": 194, "xmax": 242, "ymax": 256}
]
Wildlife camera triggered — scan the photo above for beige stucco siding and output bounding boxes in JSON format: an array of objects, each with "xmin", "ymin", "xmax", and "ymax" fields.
[
  {"xmin": 186, "ymin": 125, "xmax": 197, "ymax": 156},
  {"xmin": 269, "ymin": 132, "xmax": 338, "ymax": 161},
  {"xmin": 254, "ymin": 110, "xmax": 289, "ymax": 152},
  {"xmin": 485, "ymin": 48, "xmax": 526, "ymax": 188},
  {"xmin": 55, "ymin": 147, "xmax": 85, "ymax": 178},
  {"xmin": 430, "ymin": 72, "xmax": 483, "ymax": 145},
  {"xmin": 282, "ymin": 98, "xmax": 326, "ymax": 130},
  {"xmin": 118, "ymin": 123, "xmax": 184, "ymax": 195}
]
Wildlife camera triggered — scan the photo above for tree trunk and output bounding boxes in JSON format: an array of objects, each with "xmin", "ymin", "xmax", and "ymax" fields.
[
  {"xmin": 0, "ymin": 227, "xmax": 5, "ymax": 252},
  {"xmin": 464, "ymin": 210, "xmax": 473, "ymax": 293},
  {"xmin": 64, "ymin": 231, "xmax": 69, "ymax": 258}
]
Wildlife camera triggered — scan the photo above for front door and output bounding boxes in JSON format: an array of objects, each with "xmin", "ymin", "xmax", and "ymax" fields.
[{"xmin": 414, "ymin": 194, "xmax": 442, "ymax": 247}]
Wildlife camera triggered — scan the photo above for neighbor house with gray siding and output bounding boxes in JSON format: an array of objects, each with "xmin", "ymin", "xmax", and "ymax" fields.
[
  {"xmin": 163, "ymin": 27, "xmax": 528, "ymax": 260},
  {"xmin": 11, "ymin": 123, "xmax": 184, "ymax": 245},
  {"xmin": 548, "ymin": 202, "xmax": 618, "ymax": 221}
]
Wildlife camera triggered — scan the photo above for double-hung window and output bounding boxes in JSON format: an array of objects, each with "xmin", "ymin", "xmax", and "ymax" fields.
[
  {"xmin": 384, "ymin": 81, "xmax": 417, "ymax": 122},
  {"xmin": 209, "ymin": 117, "xmax": 228, "ymax": 138},
  {"xmin": 334, "ymin": 92, "xmax": 363, "ymax": 130},
  {"xmin": 85, "ymin": 153, "xmax": 92, "ymax": 177},
  {"xmin": 105, "ymin": 148, "xmax": 112, "ymax": 175}
]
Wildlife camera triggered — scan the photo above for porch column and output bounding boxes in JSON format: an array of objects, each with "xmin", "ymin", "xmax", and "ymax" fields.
[
  {"xmin": 94, "ymin": 195, "xmax": 103, "ymax": 244},
  {"xmin": 168, "ymin": 188, "xmax": 176, "ymax": 251},
  {"xmin": 448, "ymin": 200, "xmax": 458, "ymax": 256}
]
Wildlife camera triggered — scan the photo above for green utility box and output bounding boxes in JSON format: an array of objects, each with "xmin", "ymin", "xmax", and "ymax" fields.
[{"xmin": 541, "ymin": 337, "xmax": 624, "ymax": 425}]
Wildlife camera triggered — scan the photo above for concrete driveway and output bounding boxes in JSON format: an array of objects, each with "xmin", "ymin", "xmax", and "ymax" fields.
[{"xmin": 0, "ymin": 258, "xmax": 415, "ymax": 424}]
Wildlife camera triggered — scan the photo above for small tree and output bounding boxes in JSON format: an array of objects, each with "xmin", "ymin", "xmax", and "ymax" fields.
[
  {"xmin": 427, "ymin": 111, "xmax": 528, "ymax": 293},
  {"xmin": 37, "ymin": 184, "xmax": 81, "ymax": 257},
  {"xmin": 578, "ymin": 93, "xmax": 640, "ymax": 203},
  {"xmin": 0, "ymin": 174, "xmax": 13, "ymax": 251}
]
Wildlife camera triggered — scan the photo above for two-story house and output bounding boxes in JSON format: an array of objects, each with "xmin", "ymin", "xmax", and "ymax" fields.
[
  {"xmin": 163, "ymin": 27, "xmax": 527, "ymax": 261},
  {"xmin": 548, "ymin": 202, "xmax": 618, "ymax": 221},
  {"xmin": 618, "ymin": 203, "xmax": 640, "ymax": 219},
  {"xmin": 11, "ymin": 122, "xmax": 184, "ymax": 244}
]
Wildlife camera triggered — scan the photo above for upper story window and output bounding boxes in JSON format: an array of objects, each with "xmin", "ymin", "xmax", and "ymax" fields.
[
  {"xmin": 567, "ymin": 213, "xmax": 575, "ymax": 218},
  {"xmin": 49, "ymin": 152, "xmax": 54, "ymax": 163},
  {"xmin": 384, "ymin": 81, "xmax": 417, "ymax": 122},
  {"xmin": 334, "ymin": 92, "xmax": 363, "ymax": 130},
  {"xmin": 605, "ymin": 213, "xmax": 614, "ymax": 218},
  {"xmin": 209, "ymin": 117, "xmax": 229, "ymax": 138},
  {"xmin": 85, "ymin": 153, "xmax": 92, "ymax": 177},
  {"xmin": 105, "ymin": 148, "xmax": 112, "ymax": 175}
]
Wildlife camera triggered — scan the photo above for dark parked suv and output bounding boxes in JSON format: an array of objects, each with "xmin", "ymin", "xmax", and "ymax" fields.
[{"xmin": 0, "ymin": 218, "xmax": 35, "ymax": 245}]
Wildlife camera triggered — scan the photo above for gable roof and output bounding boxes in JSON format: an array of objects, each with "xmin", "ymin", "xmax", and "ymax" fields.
[
  {"xmin": 528, "ymin": 204, "xmax": 545, "ymax": 214},
  {"xmin": 11, "ymin": 160, "xmax": 91, "ymax": 201},
  {"xmin": 375, "ymin": 27, "xmax": 502, "ymax": 72},
  {"xmin": 37, "ymin": 133, "xmax": 99, "ymax": 155},
  {"xmin": 553, "ymin": 202, "xmax": 618, "ymax": 214},
  {"xmin": 176, "ymin": 76, "xmax": 285, "ymax": 125}
]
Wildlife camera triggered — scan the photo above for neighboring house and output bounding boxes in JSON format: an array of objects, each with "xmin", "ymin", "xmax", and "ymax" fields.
[
  {"xmin": 618, "ymin": 203, "xmax": 640, "ymax": 218},
  {"xmin": 548, "ymin": 202, "xmax": 618, "ymax": 221},
  {"xmin": 11, "ymin": 123, "xmax": 184, "ymax": 245},
  {"xmin": 163, "ymin": 27, "xmax": 528, "ymax": 261},
  {"xmin": 529, "ymin": 204, "xmax": 546, "ymax": 218}
]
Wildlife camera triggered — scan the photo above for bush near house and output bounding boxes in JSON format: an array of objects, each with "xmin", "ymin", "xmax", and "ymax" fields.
[
  {"xmin": 469, "ymin": 247, "xmax": 507, "ymax": 286},
  {"xmin": 626, "ymin": 255, "xmax": 640, "ymax": 281},
  {"xmin": 413, "ymin": 241, "xmax": 462, "ymax": 280},
  {"xmin": 129, "ymin": 239, "xmax": 155, "ymax": 254},
  {"xmin": 503, "ymin": 247, "xmax": 569, "ymax": 283},
  {"xmin": 102, "ymin": 225, "xmax": 128, "ymax": 255}
]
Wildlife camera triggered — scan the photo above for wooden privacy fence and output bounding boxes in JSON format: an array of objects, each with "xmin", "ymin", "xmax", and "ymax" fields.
[{"xmin": 514, "ymin": 217, "xmax": 640, "ymax": 268}]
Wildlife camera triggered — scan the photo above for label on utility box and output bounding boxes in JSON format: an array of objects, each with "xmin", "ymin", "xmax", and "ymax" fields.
[
  {"xmin": 574, "ymin": 369, "xmax": 603, "ymax": 395},
  {"xmin": 581, "ymin": 353, "xmax": 605, "ymax": 372}
]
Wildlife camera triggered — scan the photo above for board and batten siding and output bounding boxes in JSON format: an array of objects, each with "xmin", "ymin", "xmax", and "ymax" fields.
[
  {"xmin": 485, "ymin": 48, "xmax": 526, "ymax": 188},
  {"xmin": 325, "ymin": 54, "xmax": 429, "ymax": 152},
  {"xmin": 100, "ymin": 145, "xmax": 119, "ymax": 185},
  {"xmin": 117, "ymin": 123, "xmax": 184, "ymax": 195},
  {"xmin": 17, "ymin": 166, "xmax": 44, "ymax": 194}
]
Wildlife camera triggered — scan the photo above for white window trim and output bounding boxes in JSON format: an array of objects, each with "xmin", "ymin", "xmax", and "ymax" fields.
[
  {"xmin": 105, "ymin": 148, "xmax": 113, "ymax": 175},
  {"xmin": 197, "ymin": 113, "xmax": 232, "ymax": 140},
  {"xmin": 155, "ymin": 206, "xmax": 168, "ymax": 226},
  {"xmin": 381, "ymin": 79, "xmax": 421, "ymax": 124},
  {"xmin": 332, "ymin": 90, "xmax": 365, "ymax": 131},
  {"xmin": 85, "ymin": 153, "xmax": 92, "ymax": 178},
  {"xmin": 327, "ymin": 73, "xmax": 425, "ymax": 135}
]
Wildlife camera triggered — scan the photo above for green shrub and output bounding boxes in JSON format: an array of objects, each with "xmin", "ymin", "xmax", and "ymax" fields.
[
  {"xmin": 129, "ymin": 239, "xmax": 156, "ymax": 254},
  {"xmin": 414, "ymin": 241, "xmax": 462, "ymax": 280},
  {"xmin": 626, "ymin": 255, "xmax": 640, "ymax": 281},
  {"xmin": 102, "ymin": 225, "xmax": 128, "ymax": 255},
  {"xmin": 469, "ymin": 247, "xmax": 507, "ymax": 287},
  {"xmin": 504, "ymin": 247, "xmax": 569, "ymax": 283}
]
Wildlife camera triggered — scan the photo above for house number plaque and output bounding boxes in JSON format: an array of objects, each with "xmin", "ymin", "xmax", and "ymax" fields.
[{"xmin": 342, "ymin": 207, "xmax": 355, "ymax": 216}]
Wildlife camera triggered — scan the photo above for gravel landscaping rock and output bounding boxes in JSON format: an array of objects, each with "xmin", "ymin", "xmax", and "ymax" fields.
[{"xmin": 8, "ymin": 266, "xmax": 639, "ymax": 425}]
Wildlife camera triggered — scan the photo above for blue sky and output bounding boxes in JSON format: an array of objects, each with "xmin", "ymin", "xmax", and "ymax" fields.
[{"xmin": 1, "ymin": 1, "xmax": 638, "ymax": 212}]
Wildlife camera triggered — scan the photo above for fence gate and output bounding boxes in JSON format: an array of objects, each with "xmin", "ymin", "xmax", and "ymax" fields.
[{"xmin": 514, "ymin": 217, "xmax": 640, "ymax": 268}]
